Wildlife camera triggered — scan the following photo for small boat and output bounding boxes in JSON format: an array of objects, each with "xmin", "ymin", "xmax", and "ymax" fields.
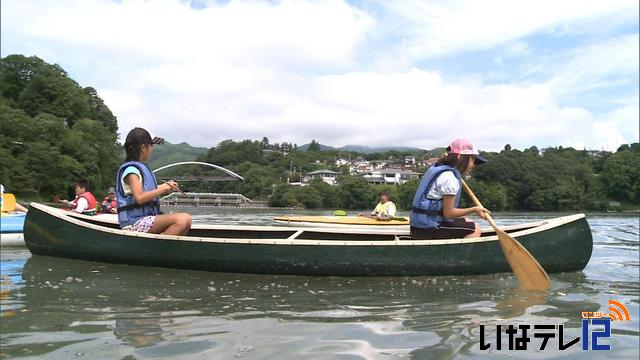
[
  {"xmin": 24, "ymin": 203, "xmax": 593, "ymax": 276},
  {"xmin": 1, "ymin": 210, "xmax": 117, "ymax": 247},
  {"xmin": 274, "ymin": 215, "xmax": 409, "ymax": 229},
  {"xmin": 1, "ymin": 212, "xmax": 26, "ymax": 247}
]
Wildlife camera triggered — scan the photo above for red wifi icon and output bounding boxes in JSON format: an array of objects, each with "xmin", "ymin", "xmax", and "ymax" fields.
[{"xmin": 608, "ymin": 300, "xmax": 631, "ymax": 321}]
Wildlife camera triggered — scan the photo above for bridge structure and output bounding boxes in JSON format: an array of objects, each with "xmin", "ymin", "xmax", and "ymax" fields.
[
  {"xmin": 153, "ymin": 162, "xmax": 287, "ymax": 208},
  {"xmin": 153, "ymin": 161, "xmax": 244, "ymax": 182},
  {"xmin": 159, "ymin": 192, "xmax": 273, "ymax": 208}
]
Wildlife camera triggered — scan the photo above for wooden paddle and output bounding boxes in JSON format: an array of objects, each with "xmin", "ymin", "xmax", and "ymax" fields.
[{"xmin": 461, "ymin": 180, "xmax": 550, "ymax": 291}]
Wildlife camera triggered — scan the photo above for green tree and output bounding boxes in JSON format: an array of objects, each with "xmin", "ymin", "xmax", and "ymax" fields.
[
  {"xmin": 603, "ymin": 144, "xmax": 640, "ymax": 203},
  {"xmin": 338, "ymin": 176, "xmax": 375, "ymax": 209},
  {"xmin": 307, "ymin": 140, "xmax": 321, "ymax": 152},
  {"xmin": 0, "ymin": 55, "xmax": 119, "ymax": 200}
]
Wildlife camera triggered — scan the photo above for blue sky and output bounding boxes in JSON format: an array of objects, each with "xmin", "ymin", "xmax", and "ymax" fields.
[{"xmin": 2, "ymin": 0, "xmax": 638, "ymax": 151}]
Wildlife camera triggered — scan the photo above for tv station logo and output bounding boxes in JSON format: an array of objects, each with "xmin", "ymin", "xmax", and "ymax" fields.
[{"xmin": 479, "ymin": 300, "xmax": 631, "ymax": 352}]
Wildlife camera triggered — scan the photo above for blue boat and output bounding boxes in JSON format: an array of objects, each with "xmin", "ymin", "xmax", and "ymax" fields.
[{"xmin": 1, "ymin": 213, "xmax": 25, "ymax": 246}]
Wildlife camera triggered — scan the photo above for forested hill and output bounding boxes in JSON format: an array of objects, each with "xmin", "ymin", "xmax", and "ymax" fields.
[
  {"xmin": 1, "ymin": 54, "xmax": 637, "ymax": 211},
  {"xmin": 0, "ymin": 55, "xmax": 119, "ymax": 199},
  {"xmin": 148, "ymin": 142, "xmax": 208, "ymax": 170},
  {"xmin": 191, "ymin": 139, "xmax": 639, "ymax": 211}
]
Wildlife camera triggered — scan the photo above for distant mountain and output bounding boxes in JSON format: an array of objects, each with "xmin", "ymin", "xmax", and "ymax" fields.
[
  {"xmin": 298, "ymin": 143, "xmax": 336, "ymax": 152},
  {"xmin": 298, "ymin": 142, "xmax": 425, "ymax": 154},
  {"xmin": 148, "ymin": 141, "xmax": 208, "ymax": 170},
  {"xmin": 338, "ymin": 144, "xmax": 424, "ymax": 154}
]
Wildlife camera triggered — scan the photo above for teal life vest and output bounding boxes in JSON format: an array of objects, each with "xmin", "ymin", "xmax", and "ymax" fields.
[
  {"xmin": 116, "ymin": 161, "xmax": 160, "ymax": 227},
  {"xmin": 410, "ymin": 164, "xmax": 462, "ymax": 229}
]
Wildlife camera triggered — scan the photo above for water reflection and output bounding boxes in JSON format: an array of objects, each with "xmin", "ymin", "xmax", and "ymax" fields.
[
  {"xmin": 0, "ymin": 213, "xmax": 638, "ymax": 358},
  {"xmin": 1, "ymin": 254, "xmax": 617, "ymax": 359}
]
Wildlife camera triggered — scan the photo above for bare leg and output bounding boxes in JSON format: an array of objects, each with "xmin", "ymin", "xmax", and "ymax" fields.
[
  {"xmin": 464, "ymin": 222, "xmax": 482, "ymax": 238},
  {"xmin": 16, "ymin": 203, "xmax": 29, "ymax": 213},
  {"xmin": 149, "ymin": 213, "xmax": 192, "ymax": 236}
]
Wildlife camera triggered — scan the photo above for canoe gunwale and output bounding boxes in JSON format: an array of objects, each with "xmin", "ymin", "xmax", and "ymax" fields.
[{"xmin": 28, "ymin": 203, "xmax": 585, "ymax": 247}]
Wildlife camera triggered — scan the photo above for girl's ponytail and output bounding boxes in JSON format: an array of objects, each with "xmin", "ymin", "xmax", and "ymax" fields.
[{"xmin": 124, "ymin": 142, "xmax": 141, "ymax": 162}]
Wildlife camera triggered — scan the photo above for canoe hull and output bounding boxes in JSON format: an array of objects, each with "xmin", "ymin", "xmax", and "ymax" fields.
[
  {"xmin": 1, "ymin": 213, "xmax": 25, "ymax": 247},
  {"xmin": 24, "ymin": 204, "xmax": 593, "ymax": 276},
  {"xmin": 1, "ymin": 233, "xmax": 25, "ymax": 247}
]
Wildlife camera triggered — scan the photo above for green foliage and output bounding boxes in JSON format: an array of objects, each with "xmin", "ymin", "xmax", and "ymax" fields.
[
  {"xmin": 3, "ymin": 54, "xmax": 634, "ymax": 212},
  {"xmin": 147, "ymin": 141, "xmax": 208, "ymax": 170},
  {"xmin": 187, "ymin": 136, "xmax": 640, "ymax": 211},
  {"xmin": 0, "ymin": 55, "xmax": 119, "ymax": 200},
  {"xmin": 460, "ymin": 179, "xmax": 508, "ymax": 210},
  {"xmin": 602, "ymin": 144, "xmax": 640, "ymax": 203},
  {"xmin": 471, "ymin": 145, "xmax": 639, "ymax": 211},
  {"xmin": 307, "ymin": 139, "xmax": 321, "ymax": 152}
]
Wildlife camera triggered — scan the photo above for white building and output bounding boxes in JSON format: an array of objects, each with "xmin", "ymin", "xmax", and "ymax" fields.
[
  {"xmin": 352, "ymin": 161, "xmax": 373, "ymax": 174},
  {"xmin": 361, "ymin": 168, "xmax": 421, "ymax": 185},
  {"xmin": 304, "ymin": 169, "xmax": 340, "ymax": 186},
  {"xmin": 404, "ymin": 156, "xmax": 416, "ymax": 166},
  {"xmin": 335, "ymin": 158, "xmax": 350, "ymax": 166}
]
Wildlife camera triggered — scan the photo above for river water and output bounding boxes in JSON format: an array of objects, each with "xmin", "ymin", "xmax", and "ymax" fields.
[{"xmin": 1, "ymin": 210, "xmax": 638, "ymax": 359}]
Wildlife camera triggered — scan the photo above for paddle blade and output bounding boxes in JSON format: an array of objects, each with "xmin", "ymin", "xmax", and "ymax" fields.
[{"xmin": 496, "ymin": 229, "xmax": 550, "ymax": 291}]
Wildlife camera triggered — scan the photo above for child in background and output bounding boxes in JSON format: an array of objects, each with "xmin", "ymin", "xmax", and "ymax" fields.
[
  {"xmin": 61, "ymin": 179, "xmax": 98, "ymax": 215},
  {"xmin": 0, "ymin": 184, "xmax": 29, "ymax": 213},
  {"xmin": 116, "ymin": 127, "xmax": 191, "ymax": 235},
  {"xmin": 101, "ymin": 187, "xmax": 117, "ymax": 214}
]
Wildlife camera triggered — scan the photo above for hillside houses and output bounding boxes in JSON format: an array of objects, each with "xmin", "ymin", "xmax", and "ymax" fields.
[
  {"xmin": 293, "ymin": 156, "xmax": 428, "ymax": 186},
  {"xmin": 360, "ymin": 168, "xmax": 421, "ymax": 185}
]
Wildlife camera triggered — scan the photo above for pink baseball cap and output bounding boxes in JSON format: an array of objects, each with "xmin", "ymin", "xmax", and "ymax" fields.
[{"xmin": 448, "ymin": 139, "xmax": 487, "ymax": 163}]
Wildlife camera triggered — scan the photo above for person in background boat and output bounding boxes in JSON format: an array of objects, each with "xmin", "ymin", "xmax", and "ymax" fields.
[
  {"xmin": 60, "ymin": 179, "xmax": 98, "ymax": 215},
  {"xmin": 0, "ymin": 184, "xmax": 29, "ymax": 213},
  {"xmin": 410, "ymin": 139, "xmax": 490, "ymax": 239},
  {"xmin": 358, "ymin": 191, "xmax": 397, "ymax": 220},
  {"xmin": 100, "ymin": 187, "xmax": 118, "ymax": 214},
  {"xmin": 117, "ymin": 127, "xmax": 191, "ymax": 235}
]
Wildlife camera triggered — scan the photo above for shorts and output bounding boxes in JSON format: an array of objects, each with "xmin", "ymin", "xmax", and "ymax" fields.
[
  {"xmin": 125, "ymin": 216, "xmax": 156, "ymax": 233},
  {"xmin": 411, "ymin": 218, "xmax": 477, "ymax": 239}
]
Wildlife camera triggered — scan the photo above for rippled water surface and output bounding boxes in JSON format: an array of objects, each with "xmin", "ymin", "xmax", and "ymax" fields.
[{"xmin": 1, "ymin": 210, "xmax": 638, "ymax": 359}]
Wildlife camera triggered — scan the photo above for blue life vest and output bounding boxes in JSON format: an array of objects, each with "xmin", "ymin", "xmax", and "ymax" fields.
[
  {"xmin": 410, "ymin": 164, "xmax": 462, "ymax": 229},
  {"xmin": 116, "ymin": 161, "xmax": 160, "ymax": 227}
]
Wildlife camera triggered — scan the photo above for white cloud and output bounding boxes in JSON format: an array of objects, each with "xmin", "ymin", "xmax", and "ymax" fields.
[
  {"xmin": 1, "ymin": 0, "xmax": 637, "ymax": 152},
  {"xmin": 378, "ymin": 0, "xmax": 638, "ymax": 58},
  {"xmin": 544, "ymin": 34, "xmax": 639, "ymax": 94},
  {"xmin": 504, "ymin": 41, "xmax": 530, "ymax": 57}
]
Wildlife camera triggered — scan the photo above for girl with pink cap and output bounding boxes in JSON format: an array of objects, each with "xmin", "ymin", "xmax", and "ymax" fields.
[{"xmin": 410, "ymin": 139, "xmax": 490, "ymax": 239}]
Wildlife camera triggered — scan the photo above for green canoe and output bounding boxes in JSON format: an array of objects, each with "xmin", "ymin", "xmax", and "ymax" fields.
[{"xmin": 24, "ymin": 203, "xmax": 593, "ymax": 276}]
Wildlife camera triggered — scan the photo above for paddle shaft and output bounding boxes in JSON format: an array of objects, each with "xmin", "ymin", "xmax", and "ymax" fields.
[
  {"xmin": 460, "ymin": 181, "xmax": 499, "ymax": 229},
  {"xmin": 461, "ymin": 179, "xmax": 551, "ymax": 290},
  {"xmin": 168, "ymin": 180, "xmax": 188, "ymax": 196}
]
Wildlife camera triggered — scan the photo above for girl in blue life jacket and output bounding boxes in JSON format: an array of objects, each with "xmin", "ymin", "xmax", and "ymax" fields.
[
  {"xmin": 116, "ymin": 128, "xmax": 192, "ymax": 235},
  {"xmin": 410, "ymin": 139, "xmax": 490, "ymax": 239}
]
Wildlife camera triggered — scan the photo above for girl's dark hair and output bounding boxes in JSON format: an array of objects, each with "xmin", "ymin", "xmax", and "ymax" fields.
[
  {"xmin": 76, "ymin": 179, "xmax": 90, "ymax": 191},
  {"xmin": 379, "ymin": 191, "xmax": 391, "ymax": 199},
  {"xmin": 437, "ymin": 147, "xmax": 474, "ymax": 173},
  {"xmin": 124, "ymin": 128, "xmax": 153, "ymax": 162}
]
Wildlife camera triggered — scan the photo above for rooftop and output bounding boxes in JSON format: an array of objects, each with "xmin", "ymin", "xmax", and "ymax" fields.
[{"xmin": 306, "ymin": 169, "xmax": 340, "ymax": 175}]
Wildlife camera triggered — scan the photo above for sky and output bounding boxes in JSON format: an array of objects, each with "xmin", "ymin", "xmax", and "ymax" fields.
[{"xmin": 1, "ymin": 0, "xmax": 638, "ymax": 151}]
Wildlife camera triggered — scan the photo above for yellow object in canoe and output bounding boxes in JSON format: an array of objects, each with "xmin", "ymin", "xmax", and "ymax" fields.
[{"xmin": 273, "ymin": 215, "xmax": 409, "ymax": 226}]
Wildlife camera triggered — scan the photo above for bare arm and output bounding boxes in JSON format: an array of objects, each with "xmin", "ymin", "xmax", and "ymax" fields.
[
  {"xmin": 441, "ymin": 195, "xmax": 490, "ymax": 219},
  {"xmin": 125, "ymin": 174, "xmax": 172, "ymax": 205}
]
